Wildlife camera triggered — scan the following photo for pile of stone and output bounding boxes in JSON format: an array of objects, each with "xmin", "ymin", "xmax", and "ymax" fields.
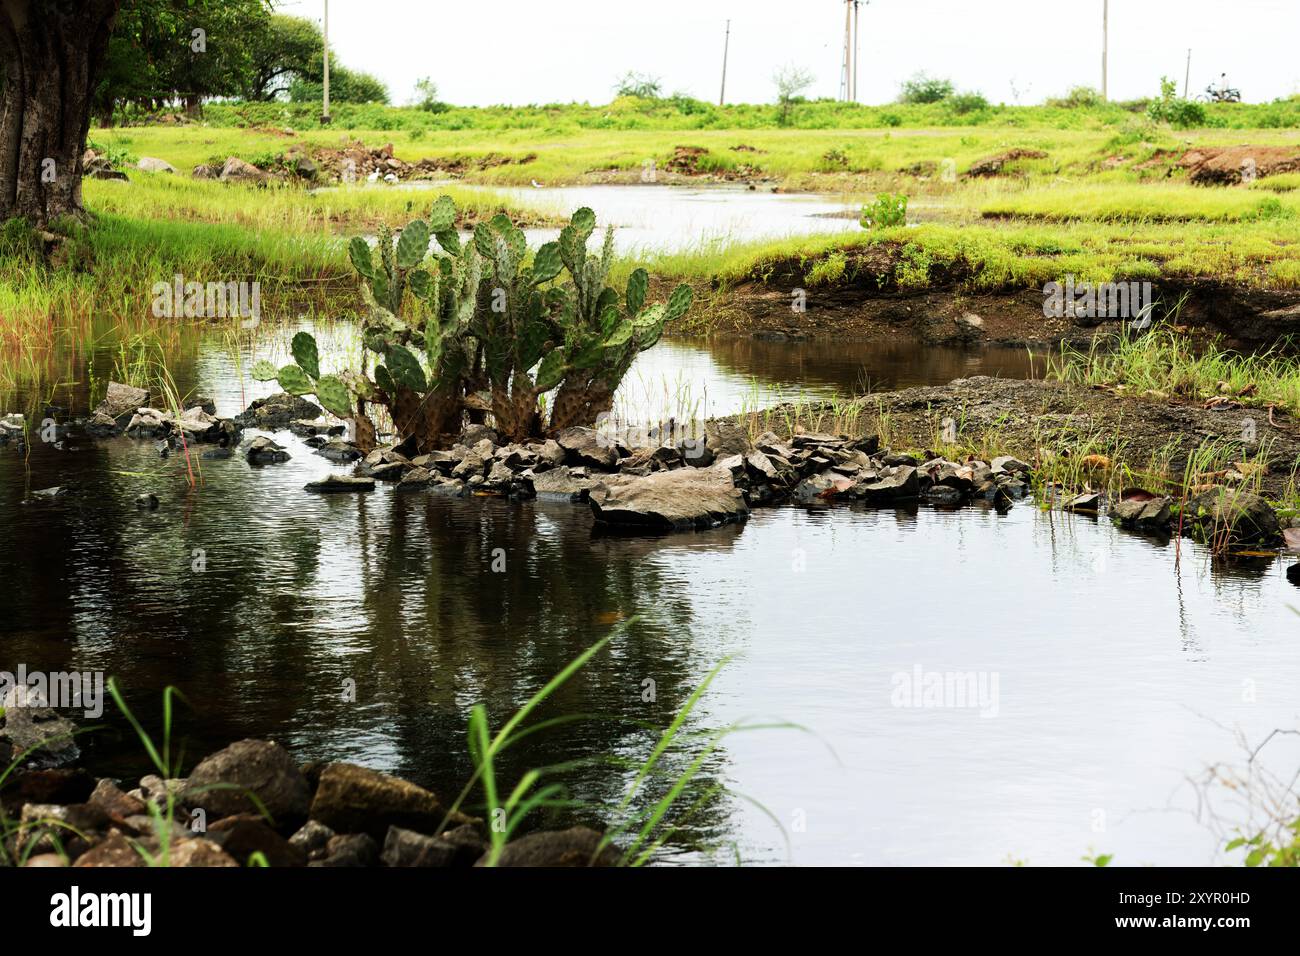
[
  {"xmin": 284, "ymin": 411, "xmax": 1033, "ymax": 533},
  {"xmin": 81, "ymin": 148, "xmax": 127, "ymax": 181},
  {"xmin": 1085, "ymin": 486, "xmax": 1284, "ymax": 546},
  {"xmin": 0, "ymin": 735, "xmax": 616, "ymax": 869}
]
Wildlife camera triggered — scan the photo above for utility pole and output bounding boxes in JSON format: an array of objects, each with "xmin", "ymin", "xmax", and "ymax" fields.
[
  {"xmin": 1101, "ymin": 0, "xmax": 1108, "ymax": 101},
  {"xmin": 1184, "ymin": 48, "xmax": 1191, "ymax": 98},
  {"xmin": 321, "ymin": 0, "xmax": 331, "ymax": 125},
  {"xmin": 840, "ymin": 1, "xmax": 851, "ymax": 101},
  {"xmin": 852, "ymin": 1, "xmax": 860, "ymax": 101},
  {"xmin": 719, "ymin": 19, "xmax": 730, "ymax": 106}
]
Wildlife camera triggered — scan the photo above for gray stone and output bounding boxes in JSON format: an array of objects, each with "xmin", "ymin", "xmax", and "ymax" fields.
[
  {"xmin": 136, "ymin": 156, "xmax": 176, "ymax": 174},
  {"xmin": 380, "ymin": 826, "xmax": 457, "ymax": 867},
  {"xmin": 219, "ymin": 156, "xmax": 268, "ymax": 183},
  {"xmin": 589, "ymin": 467, "xmax": 748, "ymax": 532},
  {"xmin": 1185, "ymin": 488, "xmax": 1281, "ymax": 545},
  {"xmin": 523, "ymin": 465, "xmax": 596, "ymax": 500},
  {"xmin": 245, "ymin": 435, "xmax": 290, "ymax": 464},
  {"xmin": 0, "ymin": 685, "xmax": 79, "ymax": 769},
  {"xmin": 556, "ymin": 426, "xmax": 618, "ymax": 469},
  {"xmin": 1111, "ymin": 496, "xmax": 1173, "ymax": 532},
  {"xmin": 855, "ymin": 465, "xmax": 920, "ymax": 503},
  {"xmin": 93, "ymin": 382, "xmax": 149, "ymax": 424}
]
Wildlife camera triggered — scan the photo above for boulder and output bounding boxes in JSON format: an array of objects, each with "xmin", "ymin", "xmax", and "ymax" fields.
[
  {"xmin": 93, "ymin": 382, "xmax": 149, "ymax": 425},
  {"xmin": 556, "ymin": 426, "xmax": 618, "ymax": 469},
  {"xmin": 704, "ymin": 420, "xmax": 753, "ymax": 459},
  {"xmin": 1185, "ymin": 488, "xmax": 1281, "ymax": 545},
  {"xmin": 521, "ymin": 465, "xmax": 596, "ymax": 500},
  {"xmin": 480, "ymin": 826, "xmax": 619, "ymax": 867},
  {"xmin": 288, "ymin": 820, "xmax": 336, "ymax": 859},
  {"xmin": 308, "ymin": 762, "xmax": 445, "ymax": 840},
  {"xmin": 88, "ymin": 779, "xmax": 147, "ymax": 825},
  {"xmin": 219, "ymin": 156, "xmax": 268, "ymax": 183},
  {"xmin": 181, "ymin": 739, "xmax": 312, "ymax": 823},
  {"xmin": 136, "ymin": 156, "xmax": 176, "ymax": 174},
  {"xmin": 589, "ymin": 467, "xmax": 748, "ymax": 532}
]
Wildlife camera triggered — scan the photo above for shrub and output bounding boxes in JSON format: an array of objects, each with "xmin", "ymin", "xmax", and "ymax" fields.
[
  {"xmin": 861, "ymin": 193, "xmax": 908, "ymax": 230},
  {"xmin": 899, "ymin": 72, "xmax": 954, "ymax": 104}
]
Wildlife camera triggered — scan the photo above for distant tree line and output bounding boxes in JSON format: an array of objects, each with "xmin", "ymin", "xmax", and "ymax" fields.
[{"xmin": 93, "ymin": 0, "xmax": 390, "ymax": 123}]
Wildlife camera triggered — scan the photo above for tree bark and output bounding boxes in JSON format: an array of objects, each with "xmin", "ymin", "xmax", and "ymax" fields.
[{"xmin": 0, "ymin": 0, "xmax": 122, "ymax": 226}]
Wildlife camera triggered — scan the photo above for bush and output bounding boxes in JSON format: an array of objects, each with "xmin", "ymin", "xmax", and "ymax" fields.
[
  {"xmin": 899, "ymin": 73, "xmax": 954, "ymax": 104},
  {"xmin": 1146, "ymin": 76, "xmax": 1207, "ymax": 128},
  {"xmin": 860, "ymin": 193, "xmax": 908, "ymax": 230},
  {"xmin": 1047, "ymin": 86, "xmax": 1103, "ymax": 109},
  {"xmin": 948, "ymin": 92, "xmax": 989, "ymax": 115}
]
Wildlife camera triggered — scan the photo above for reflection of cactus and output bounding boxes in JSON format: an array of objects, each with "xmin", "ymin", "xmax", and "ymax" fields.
[{"xmin": 252, "ymin": 195, "xmax": 692, "ymax": 449}]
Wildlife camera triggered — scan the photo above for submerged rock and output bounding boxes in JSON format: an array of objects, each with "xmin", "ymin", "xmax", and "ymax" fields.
[
  {"xmin": 305, "ymin": 475, "xmax": 375, "ymax": 493},
  {"xmin": 237, "ymin": 392, "xmax": 322, "ymax": 431},
  {"xmin": 92, "ymin": 382, "xmax": 149, "ymax": 427},
  {"xmin": 1111, "ymin": 496, "xmax": 1173, "ymax": 533},
  {"xmin": 589, "ymin": 467, "xmax": 748, "ymax": 532}
]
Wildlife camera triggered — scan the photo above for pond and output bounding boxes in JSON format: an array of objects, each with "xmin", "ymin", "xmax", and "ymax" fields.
[{"xmin": 5, "ymin": 329, "xmax": 1300, "ymax": 865}]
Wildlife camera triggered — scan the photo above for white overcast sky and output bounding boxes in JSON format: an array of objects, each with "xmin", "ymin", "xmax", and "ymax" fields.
[{"xmin": 275, "ymin": 0, "xmax": 1300, "ymax": 106}]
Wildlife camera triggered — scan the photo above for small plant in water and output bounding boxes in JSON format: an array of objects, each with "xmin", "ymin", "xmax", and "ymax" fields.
[{"xmin": 860, "ymin": 193, "xmax": 908, "ymax": 230}]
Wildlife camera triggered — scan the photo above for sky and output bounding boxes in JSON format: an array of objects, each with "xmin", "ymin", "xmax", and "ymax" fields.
[{"xmin": 275, "ymin": 0, "xmax": 1300, "ymax": 107}]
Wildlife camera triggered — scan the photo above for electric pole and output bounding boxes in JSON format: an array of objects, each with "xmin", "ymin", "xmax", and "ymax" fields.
[
  {"xmin": 1101, "ymin": 0, "xmax": 1108, "ymax": 101},
  {"xmin": 1184, "ymin": 48, "xmax": 1191, "ymax": 98},
  {"xmin": 719, "ymin": 19, "xmax": 730, "ymax": 106},
  {"xmin": 321, "ymin": 0, "xmax": 331, "ymax": 125},
  {"xmin": 852, "ymin": 0, "xmax": 860, "ymax": 101}
]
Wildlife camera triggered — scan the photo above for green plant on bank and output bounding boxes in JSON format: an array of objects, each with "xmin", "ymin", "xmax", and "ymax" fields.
[
  {"xmin": 253, "ymin": 195, "xmax": 693, "ymax": 448},
  {"xmin": 860, "ymin": 192, "xmax": 908, "ymax": 230},
  {"xmin": 1147, "ymin": 76, "xmax": 1208, "ymax": 129}
]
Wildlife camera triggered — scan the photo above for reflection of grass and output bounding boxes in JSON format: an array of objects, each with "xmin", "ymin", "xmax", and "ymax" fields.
[{"xmin": 445, "ymin": 623, "xmax": 801, "ymax": 866}]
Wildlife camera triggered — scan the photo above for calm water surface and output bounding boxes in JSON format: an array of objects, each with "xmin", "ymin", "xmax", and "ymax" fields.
[{"xmin": 4, "ymin": 330, "xmax": 1299, "ymax": 866}]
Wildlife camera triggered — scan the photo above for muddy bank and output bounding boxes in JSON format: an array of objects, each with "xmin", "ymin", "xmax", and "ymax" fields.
[{"xmin": 696, "ymin": 259, "xmax": 1300, "ymax": 348}]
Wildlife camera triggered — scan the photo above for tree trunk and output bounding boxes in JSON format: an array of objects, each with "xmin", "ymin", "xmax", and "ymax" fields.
[
  {"xmin": 549, "ymin": 377, "xmax": 615, "ymax": 434},
  {"xmin": 387, "ymin": 382, "xmax": 464, "ymax": 454},
  {"xmin": 0, "ymin": 0, "xmax": 122, "ymax": 226}
]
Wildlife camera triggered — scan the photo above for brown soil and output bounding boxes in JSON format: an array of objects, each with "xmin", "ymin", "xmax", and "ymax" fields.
[
  {"xmin": 756, "ymin": 376, "xmax": 1300, "ymax": 500},
  {"xmin": 1177, "ymin": 145, "xmax": 1300, "ymax": 185},
  {"xmin": 966, "ymin": 148, "xmax": 1049, "ymax": 178}
]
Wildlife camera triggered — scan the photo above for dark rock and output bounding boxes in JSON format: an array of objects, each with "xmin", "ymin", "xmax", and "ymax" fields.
[
  {"xmin": 88, "ymin": 779, "xmax": 147, "ymax": 825},
  {"xmin": 305, "ymin": 475, "xmax": 376, "ymax": 493},
  {"xmin": 704, "ymin": 420, "xmax": 753, "ymax": 459},
  {"xmin": 237, "ymin": 392, "xmax": 322, "ymax": 431},
  {"xmin": 481, "ymin": 826, "xmax": 619, "ymax": 867},
  {"xmin": 1065, "ymin": 492, "xmax": 1102, "ymax": 513},
  {"xmin": 380, "ymin": 826, "xmax": 457, "ymax": 867},
  {"xmin": 182, "ymin": 739, "xmax": 312, "ymax": 824},
  {"xmin": 458, "ymin": 424, "xmax": 500, "ymax": 447},
  {"xmin": 521, "ymin": 465, "xmax": 596, "ymax": 500},
  {"xmin": 207, "ymin": 814, "xmax": 307, "ymax": 867},
  {"xmin": 245, "ymin": 435, "xmax": 290, "ymax": 464},
  {"xmin": 288, "ymin": 820, "xmax": 336, "ymax": 859},
  {"xmin": 308, "ymin": 763, "xmax": 445, "ymax": 840},
  {"xmin": 1111, "ymin": 496, "xmax": 1173, "ymax": 532},
  {"xmin": 134, "ymin": 493, "xmax": 159, "ymax": 510},
  {"xmin": 923, "ymin": 485, "xmax": 965, "ymax": 506},
  {"xmin": 396, "ymin": 466, "xmax": 434, "ymax": 489},
  {"xmin": 992, "ymin": 455, "xmax": 1031, "ymax": 475},
  {"xmin": 589, "ymin": 467, "xmax": 749, "ymax": 532},
  {"xmin": 289, "ymin": 418, "xmax": 345, "ymax": 438},
  {"xmin": 316, "ymin": 439, "xmax": 362, "ymax": 462},
  {"xmin": 309, "ymin": 833, "xmax": 379, "ymax": 867},
  {"xmin": 1184, "ymin": 488, "xmax": 1281, "ymax": 545},
  {"xmin": 855, "ymin": 465, "xmax": 920, "ymax": 503}
]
